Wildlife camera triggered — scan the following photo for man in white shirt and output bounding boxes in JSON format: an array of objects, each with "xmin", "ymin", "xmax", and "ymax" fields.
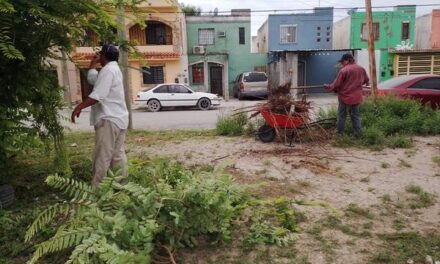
[{"xmin": 71, "ymin": 44, "xmax": 129, "ymax": 185}]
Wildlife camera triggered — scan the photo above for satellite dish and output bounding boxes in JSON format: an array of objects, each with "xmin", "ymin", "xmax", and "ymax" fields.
[{"xmin": 214, "ymin": 8, "xmax": 218, "ymax": 16}]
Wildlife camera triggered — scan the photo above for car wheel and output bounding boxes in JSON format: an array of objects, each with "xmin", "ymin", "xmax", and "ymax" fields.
[
  {"xmin": 198, "ymin": 98, "xmax": 211, "ymax": 110},
  {"xmin": 238, "ymin": 91, "xmax": 243, "ymax": 100},
  {"xmin": 147, "ymin": 99, "xmax": 161, "ymax": 112},
  {"xmin": 258, "ymin": 124, "xmax": 276, "ymax": 143}
]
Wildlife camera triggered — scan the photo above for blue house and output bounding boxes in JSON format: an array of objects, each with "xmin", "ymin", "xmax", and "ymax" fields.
[
  {"xmin": 256, "ymin": 7, "xmax": 358, "ymax": 94},
  {"xmin": 256, "ymin": 7, "xmax": 334, "ymax": 53}
]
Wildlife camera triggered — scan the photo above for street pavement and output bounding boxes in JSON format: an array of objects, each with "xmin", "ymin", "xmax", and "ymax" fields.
[{"xmin": 62, "ymin": 94, "xmax": 338, "ymax": 131}]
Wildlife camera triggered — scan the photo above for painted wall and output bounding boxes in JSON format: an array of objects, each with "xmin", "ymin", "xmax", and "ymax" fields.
[
  {"xmin": 256, "ymin": 20, "xmax": 269, "ymax": 53},
  {"xmin": 186, "ymin": 16, "xmax": 267, "ymax": 95},
  {"xmin": 355, "ymin": 49, "xmax": 381, "ymax": 82},
  {"xmin": 268, "ymin": 53, "xmax": 298, "ymax": 91},
  {"xmin": 298, "ymin": 51, "xmax": 351, "ymax": 93},
  {"xmin": 267, "ymin": 7, "xmax": 333, "ymax": 51},
  {"xmin": 415, "ymin": 13, "xmax": 432, "ymax": 49},
  {"xmin": 350, "ymin": 6, "xmax": 416, "ymax": 50},
  {"xmin": 332, "ymin": 17, "xmax": 351, "ymax": 49},
  {"xmin": 432, "ymin": 10, "xmax": 440, "ymax": 49}
]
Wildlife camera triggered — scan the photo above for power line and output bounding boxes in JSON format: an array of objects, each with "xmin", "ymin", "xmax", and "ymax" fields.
[{"xmin": 164, "ymin": 3, "xmax": 440, "ymax": 14}]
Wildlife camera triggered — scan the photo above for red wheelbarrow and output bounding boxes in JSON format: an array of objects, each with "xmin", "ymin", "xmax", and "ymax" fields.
[
  {"xmin": 256, "ymin": 108, "xmax": 305, "ymax": 143},
  {"xmin": 255, "ymin": 107, "xmax": 336, "ymax": 144}
]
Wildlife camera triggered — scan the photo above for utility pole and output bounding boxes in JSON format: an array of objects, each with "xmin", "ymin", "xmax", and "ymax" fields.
[
  {"xmin": 365, "ymin": 0, "xmax": 378, "ymax": 101},
  {"xmin": 117, "ymin": 1, "xmax": 133, "ymax": 129},
  {"xmin": 61, "ymin": 51, "xmax": 72, "ymax": 108}
]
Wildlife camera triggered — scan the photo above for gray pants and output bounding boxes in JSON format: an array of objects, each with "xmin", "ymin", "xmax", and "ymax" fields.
[
  {"xmin": 337, "ymin": 101, "xmax": 362, "ymax": 137},
  {"xmin": 92, "ymin": 119, "xmax": 127, "ymax": 186}
]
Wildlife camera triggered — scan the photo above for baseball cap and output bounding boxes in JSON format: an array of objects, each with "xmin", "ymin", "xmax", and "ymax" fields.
[{"xmin": 338, "ymin": 53, "xmax": 354, "ymax": 63}]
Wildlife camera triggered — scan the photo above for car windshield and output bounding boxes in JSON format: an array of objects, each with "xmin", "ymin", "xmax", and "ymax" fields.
[
  {"xmin": 378, "ymin": 75, "xmax": 417, "ymax": 89},
  {"xmin": 243, "ymin": 72, "xmax": 267, "ymax": 82}
]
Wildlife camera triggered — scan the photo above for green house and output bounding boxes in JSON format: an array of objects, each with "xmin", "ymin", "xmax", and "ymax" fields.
[
  {"xmin": 186, "ymin": 9, "xmax": 267, "ymax": 99},
  {"xmin": 333, "ymin": 5, "xmax": 416, "ymax": 81}
]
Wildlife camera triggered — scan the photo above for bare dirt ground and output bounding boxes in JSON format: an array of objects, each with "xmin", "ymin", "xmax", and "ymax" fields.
[{"xmin": 128, "ymin": 135, "xmax": 440, "ymax": 263}]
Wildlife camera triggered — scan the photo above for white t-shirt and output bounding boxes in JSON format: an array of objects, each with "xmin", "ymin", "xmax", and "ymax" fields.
[{"xmin": 87, "ymin": 61, "xmax": 129, "ymax": 129}]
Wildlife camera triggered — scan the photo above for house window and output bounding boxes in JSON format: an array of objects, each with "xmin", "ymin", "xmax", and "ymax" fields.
[
  {"xmin": 317, "ymin": 26, "xmax": 321, "ymax": 30},
  {"xmin": 239, "ymin": 27, "xmax": 245, "ymax": 45},
  {"xmin": 146, "ymin": 21, "xmax": 172, "ymax": 45},
  {"xmin": 280, "ymin": 25, "xmax": 296, "ymax": 44},
  {"xmin": 317, "ymin": 38, "xmax": 321, "ymax": 42},
  {"xmin": 361, "ymin": 22, "xmax": 379, "ymax": 41},
  {"xmin": 191, "ymin": 63, "xmax": 204, "ymax": 84},
  {"xmin": 402, "ymin": 22, "xmax": 410, "ymax": 40},
  {"xmin": 198, "ymin": 28, "xmax": 214, "ymax": 45},
  {"xmin": 143, "ymin": 66, "xmax": 164, "ymax": 84},
  {"xmin": 317, "ymin": 32, "xmax": 321, "ymax": 37}
]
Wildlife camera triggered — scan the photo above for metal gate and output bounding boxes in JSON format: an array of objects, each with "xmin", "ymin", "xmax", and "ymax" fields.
[{"xmin": 394, "ymin": 52, "xmax": 440, "ymax": 76}]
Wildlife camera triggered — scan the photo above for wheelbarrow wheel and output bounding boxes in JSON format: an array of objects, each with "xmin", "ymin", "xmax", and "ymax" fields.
[{"xmin": 258, "ymin": 124, "xmax": 276, "ymax": 143}]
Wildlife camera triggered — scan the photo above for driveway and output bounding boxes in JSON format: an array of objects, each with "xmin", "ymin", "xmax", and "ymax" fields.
[{"xmin": 62, "ymin": 94, "xmax": 337, "ymax": 131}]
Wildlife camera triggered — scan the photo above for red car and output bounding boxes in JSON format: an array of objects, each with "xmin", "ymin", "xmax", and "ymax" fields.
[{"xmin": 363, "ymin": 74, "xmax": 440, "ymax": 108}]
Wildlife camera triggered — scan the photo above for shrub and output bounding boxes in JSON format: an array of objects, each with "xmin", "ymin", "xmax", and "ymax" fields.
[
  {"xmin": 26, "ymin": 158, "xmax": 246, "ymax": 263},
  {"xmin": 215, "ymin": 112, "xmax": 247, "ymax": 136},
  {"xmin": 324, "ymin": 96, "xmax": 440, "ymax": 149}
]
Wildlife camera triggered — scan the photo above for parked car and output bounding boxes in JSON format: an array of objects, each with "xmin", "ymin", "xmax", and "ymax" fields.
[
  {"xmin": 233, "ymin": 72, "xmax": 268, "ymax": 100},
  {"xmin": 135, "ymin": 84, "xmax": 221, "ymax": 112},
  {"xmin": 363, "ymin": 74, "xmax": 440, "ymax": 108}
]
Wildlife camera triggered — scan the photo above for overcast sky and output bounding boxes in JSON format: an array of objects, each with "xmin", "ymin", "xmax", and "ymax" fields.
[{"xmin": 179, "ymin": 0, "xmax": 439, "ymax": 35}]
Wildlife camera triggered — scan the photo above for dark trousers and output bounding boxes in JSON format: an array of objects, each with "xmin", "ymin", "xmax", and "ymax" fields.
[{"xmin": 337, "ymin": 101, "xmax": 361, "ymax": 136}]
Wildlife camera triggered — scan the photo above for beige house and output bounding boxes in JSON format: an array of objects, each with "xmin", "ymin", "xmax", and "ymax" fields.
[{"xmin": 56, "ymin": 0, "xmax": 188, "ymax": 103}]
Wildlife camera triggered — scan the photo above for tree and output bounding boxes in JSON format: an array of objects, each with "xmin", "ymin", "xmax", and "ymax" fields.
[
  {"xmin": 0, "ymin": 0, "xmax": 144, "ymax": 181},
  {"xmin": 180, "ymin": 3, "xmax": 201, "ymax": 16}
]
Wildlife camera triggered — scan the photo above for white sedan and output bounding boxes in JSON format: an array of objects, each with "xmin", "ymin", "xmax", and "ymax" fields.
[{"xmin": 135, "ymin": 84, "xmax": 221, "ymax": 112}]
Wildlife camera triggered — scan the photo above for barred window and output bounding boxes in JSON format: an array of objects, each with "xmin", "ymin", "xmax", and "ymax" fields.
[
  {"xmin": 191, "ymin": 63, "xmax": 204, "ymax": 84},
  {"xmin": 198, "ymin": 28, "xmax": 214, "ymax": 45},
  {"xmin": 280, "ymin": 25, "xmax": 296, "ymax": 44},
  {"xmin": 143, "ymin": 66, "xmax": 164, "ymax": 84},
  {"xmin": 402, "ymin": 22, "xmax": 410, "ymax": 40}
]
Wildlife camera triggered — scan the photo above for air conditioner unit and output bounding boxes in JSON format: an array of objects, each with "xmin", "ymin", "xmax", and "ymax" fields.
[
  {"xmin": 193, "ymin": 46, "xmax": 205, "ymax": 54},
  {"xmin": 218, "ymin": 31, "xmax": 226, "ymax": 38}
]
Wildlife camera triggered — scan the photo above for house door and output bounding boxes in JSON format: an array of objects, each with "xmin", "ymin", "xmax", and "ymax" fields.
[{"xmin": 210, "ymin": 66, "xmax": 223, "ymax": 96}]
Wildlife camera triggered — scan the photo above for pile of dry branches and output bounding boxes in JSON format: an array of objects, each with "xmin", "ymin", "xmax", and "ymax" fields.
[
  {"xmin": 266, "ymin": 82, "xmax": 312, "ymax": 116},
  {"xmin": 235, "ymin": 82, "xmax": 335, "ymax": 144}
]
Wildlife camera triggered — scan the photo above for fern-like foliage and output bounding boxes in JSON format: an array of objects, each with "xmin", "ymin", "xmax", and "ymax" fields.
[
  {"xmin": 26, "ymin": 172, "xmax": 157, "ymax": 263},
  {"xmin": 28, "ymin": 227, "xmax": 93, "ymax": 264},
  {"xmin": 46, "ymin": 174, "xmax": 95, "ymax": 200},
  {"xmin": 25, "ymin": 201, "xmax": 88, "ymax": 242}
]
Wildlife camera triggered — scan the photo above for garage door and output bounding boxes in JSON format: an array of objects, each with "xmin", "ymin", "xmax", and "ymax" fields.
[{"xmin": 394, "ymin": 53, "xmax": 440, "ymax": 76}]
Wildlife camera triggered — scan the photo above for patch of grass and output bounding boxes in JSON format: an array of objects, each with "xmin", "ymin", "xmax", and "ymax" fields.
[
  {"xmin": 216, "ymin": 113, "xmax": 247, "ymax": 136},
  {"xmin": 325, "ymin": 96, "xmax": 440, "ymax": 149},
  {"xmin": 432, "ymin": 156, "xmax": 440, "ymax": 167},
  {"xmin": 398, "ymin": 159, "xmax": 412, "ymax": 168},
  {"xmin": 405, "ymin": 184, "xmax": 436, "ymax": 209},
  {"xmin": 346, "ymin": 203, "xmax": 374, "ymax": 219},
  {"xmin": 381, "ymin": 162, "xmax": 390, "ymax": 169},
  {"xmin": 263, "ymin": 159, "xmax": 272, "ymax": 166},
  {"xmin": 244, "ymin": 118, "xmax": 265, "ymax": 136},
  {"xmin": 360, "ymin": 176, "xmax": 370, "ymax": 183},
  {"xmin": 381, "ymin": 194, "xmax": 392, "ymax": 203},
  {"xmin": 372, "ymin": 232, "xmax": 440, "ymax": 263},
  {"xmin": 392, "ymin": 218, "xmax": 407, "ymax": 231}
]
